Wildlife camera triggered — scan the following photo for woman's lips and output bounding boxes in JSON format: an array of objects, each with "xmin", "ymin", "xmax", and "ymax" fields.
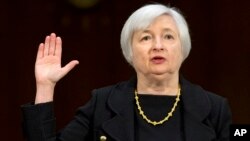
[{"xmin": 151, "ymin": 56, "xmax": 166, "ymax": 64}]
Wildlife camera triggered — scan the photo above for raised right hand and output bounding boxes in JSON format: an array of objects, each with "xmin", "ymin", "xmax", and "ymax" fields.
[{"xmin": 35, "ymin": 33, "xmax": 79, "ymax": 104}]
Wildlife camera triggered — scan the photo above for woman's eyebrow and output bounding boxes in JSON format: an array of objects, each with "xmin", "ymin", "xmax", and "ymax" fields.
[
  {"xmin": 140, "ymin": 29, "xmax": 151, "ymax": 34},
  {"xmin": 163, "ymin": 28, "xmax": 174, "ymax": 32}
]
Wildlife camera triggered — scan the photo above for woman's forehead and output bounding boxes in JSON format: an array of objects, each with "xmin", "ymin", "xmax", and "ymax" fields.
[{"xmin": 133, "ymin": 15, "xmax": 178, "ymax": 34}]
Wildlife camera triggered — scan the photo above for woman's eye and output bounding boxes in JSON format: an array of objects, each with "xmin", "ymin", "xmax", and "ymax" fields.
[
  {"xmin": 164, "ymin": 34, "xmax": 174, "ymax": 40},
  {"xmin": 141, "ymin": 36, "xmax": 151, "ymax": 41}
]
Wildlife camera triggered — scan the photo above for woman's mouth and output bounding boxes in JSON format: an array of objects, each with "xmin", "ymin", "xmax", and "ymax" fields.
[{"xmin": 151, "ymin": 56, "xmax": 166, "ymax": 64}]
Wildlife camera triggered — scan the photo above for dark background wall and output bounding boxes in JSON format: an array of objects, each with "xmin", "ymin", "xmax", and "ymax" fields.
[{"xmin": 1, "ymin": 0, "xmax": 249, "ymax": 140}]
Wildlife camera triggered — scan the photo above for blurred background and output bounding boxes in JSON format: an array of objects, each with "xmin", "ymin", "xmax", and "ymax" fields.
[{"xmin": 1, "ymin": 0, "xmax": 250, "ymax": 140}]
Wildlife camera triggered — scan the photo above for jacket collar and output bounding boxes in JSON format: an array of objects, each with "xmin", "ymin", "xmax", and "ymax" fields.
[
  {"xmin": 180, "ymin": 77, "xmax": 216, "ymax": 140},
  {"xmin": 102, "ymin": 77, "xmax": 136, "ymax": 141},
  {"xmin": 103, "ymin": 76, "xmax": 215, "ymax": 141},
  {"xmin": 180, "ymin": 76, "xmax": 211, "ymax": 121}
]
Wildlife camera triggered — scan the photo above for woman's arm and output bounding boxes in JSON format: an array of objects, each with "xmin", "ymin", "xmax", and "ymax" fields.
[
  {"xmin": 34, "ymin": 33, "xmax": 79, "ymax": 104},
  {"xmin": 22, "ymin": 33, "xmax": 83, "ymax": 141},
  {"xmin": 22, "ymin": 92, "xmax": 97, "ymax": 141}
]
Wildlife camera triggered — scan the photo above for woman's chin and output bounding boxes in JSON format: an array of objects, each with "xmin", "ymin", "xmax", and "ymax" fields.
[{"xmin": 149, "ymin": 69, "xmax": 175, "ymax": 77}]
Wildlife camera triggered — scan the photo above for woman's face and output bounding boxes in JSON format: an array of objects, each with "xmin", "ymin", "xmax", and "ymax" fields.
[{"xmin": 131, "ymin": 14, "xmax": 183, "ymax": 77}]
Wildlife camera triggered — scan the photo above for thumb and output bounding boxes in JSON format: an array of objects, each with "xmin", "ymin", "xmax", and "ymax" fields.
[{"xmin": 61, "ymin": 60, "xmax": 79, "ymax": 76}]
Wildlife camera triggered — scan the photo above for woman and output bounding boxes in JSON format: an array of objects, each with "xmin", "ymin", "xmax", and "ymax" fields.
[{"xmin": 22, "ymin": 4, "xmax": 232, "ymax": 141}]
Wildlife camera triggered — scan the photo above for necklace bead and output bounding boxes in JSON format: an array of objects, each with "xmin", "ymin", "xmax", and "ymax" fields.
[{"xmin": 134, "ymin": 85, "xmax": 181, "ymax": 126}]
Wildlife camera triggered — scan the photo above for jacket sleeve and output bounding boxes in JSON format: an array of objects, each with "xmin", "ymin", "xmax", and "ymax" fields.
[
  {"xmin": 216, "ymin": 99, "xmax": 232, "ymax": 141},
  {"xmin": 207, "ymin": 96, "xmax": 232, "ymax": 141},
  {"xmin": 21, "ymin": 91, "xmax": 97, "ymax": 141}
]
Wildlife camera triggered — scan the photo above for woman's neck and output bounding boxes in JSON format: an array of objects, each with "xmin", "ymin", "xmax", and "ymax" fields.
[{"xmin": 136, "ymin": 73, "xmax": 179, "ymax": 96}]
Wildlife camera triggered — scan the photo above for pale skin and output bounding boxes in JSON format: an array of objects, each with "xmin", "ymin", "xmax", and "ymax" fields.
[
  {"xmin": 34, "ymin": 15, "xmax": 182, "ymax": 104},
  {"xmin": 132, "ymin": 14, "xmax": 183, "ymax": 96},
  {"xmin": 35, "ymin": 33, "xmax": 79, "ymax": 104}
]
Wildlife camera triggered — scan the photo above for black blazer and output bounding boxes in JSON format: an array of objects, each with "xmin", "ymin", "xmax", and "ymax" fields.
[{"xmin": 22, "ymin": 77, "xmax": 232, "ymax": 141}]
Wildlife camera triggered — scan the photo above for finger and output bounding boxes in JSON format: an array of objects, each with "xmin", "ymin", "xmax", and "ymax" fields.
[
  {"xmin": 61, "ymin": 60, "xmax": 79, "ymax": 76},
  {"xmin": 55, "ymin": 36, "xmax": 62, "ymax": 59},
  {"xmin": 44, "ymin": 36, "xmax": 50, "ymax": 56},
  {"xmin": 49, "ymin": 33, "xmax": 56, "ymax": 55},
  {"xmin": 36, "ymin": 43, "xmax": 44, "ymax": 60}
]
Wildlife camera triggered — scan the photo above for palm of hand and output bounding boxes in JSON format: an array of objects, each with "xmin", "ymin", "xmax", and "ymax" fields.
[
  {"xmin": 35, "ymin": 55, "xmax": 62, "ymax": 85},
  {"xmin": 35, "ymin": 33, "xmax": 79, "ymax": 86}
]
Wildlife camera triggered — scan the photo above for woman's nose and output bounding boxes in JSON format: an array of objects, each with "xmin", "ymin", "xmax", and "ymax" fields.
[{"xmin": 153, "ymin": 37, "xmax": 164, "ymax": 51}]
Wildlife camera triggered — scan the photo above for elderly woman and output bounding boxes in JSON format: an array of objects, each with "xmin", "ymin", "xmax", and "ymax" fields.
[{"xmin": 22, "ymin": 4, "xmax": 232, "ymax": 141}]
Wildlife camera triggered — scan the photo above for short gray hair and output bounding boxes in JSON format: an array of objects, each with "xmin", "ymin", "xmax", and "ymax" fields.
[{"xmin": 120, "ymin": 4, "xmax": 191, "ymax": 65}]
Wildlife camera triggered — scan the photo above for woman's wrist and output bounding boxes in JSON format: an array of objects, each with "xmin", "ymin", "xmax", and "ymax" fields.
[{"xmin": 35, "ymin": 83, "xmax": 55, "ymax": 104}]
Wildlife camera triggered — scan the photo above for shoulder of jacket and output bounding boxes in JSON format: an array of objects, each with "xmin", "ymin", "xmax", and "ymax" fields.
[
  {"xmin": 202, "ymin": 89, "xmax": 227, "ymax": 107},
  {"xmin": 182, "ymin": 77, "xmax": 226, "ymax": 105},
  {"xmin": 91, "ymin": 80, "xmax": 130, "ymax": 96}
]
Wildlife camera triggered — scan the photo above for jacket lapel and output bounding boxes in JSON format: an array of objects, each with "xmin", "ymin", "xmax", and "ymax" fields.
[
  {"xmin": 180, "ymin": 77, "xmax": 216, "ymax": 141},
  {"xmin": 102, "ymin": 77, "xmax": 217, "ymax": 141},
  {"xmin": 102, "ymin": 78, "xmax": 136, "ymax": 141}
]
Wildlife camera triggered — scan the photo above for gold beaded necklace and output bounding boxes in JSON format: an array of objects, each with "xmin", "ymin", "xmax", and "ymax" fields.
[{"xmin": 134, "ymin": 85, "xmax": 181, "ymax": 126}]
